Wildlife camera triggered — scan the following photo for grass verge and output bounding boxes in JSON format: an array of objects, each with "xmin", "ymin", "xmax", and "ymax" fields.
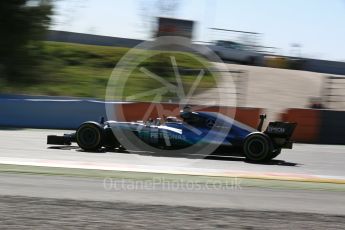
[{"xmin": 0, "ymin": 41, "xmax": 217, "ymax": 101}]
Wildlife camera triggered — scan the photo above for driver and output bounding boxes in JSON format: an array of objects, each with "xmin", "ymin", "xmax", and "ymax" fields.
[
  {"xmin": 179, "ymin": 105, "xmax": 200, "ymax": 125},
  {"xmin": 180, "ymin": 105, "xmax": 203, "ymax": 126},
  {"xmin": 180, "ymin": 105, "xmax": 192, "ymax": 120}
]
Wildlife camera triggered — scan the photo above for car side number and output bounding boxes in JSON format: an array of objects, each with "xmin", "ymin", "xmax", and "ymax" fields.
[{"xmin": 150, "ymin": 127, "xmax": 159, "ymax": 144}]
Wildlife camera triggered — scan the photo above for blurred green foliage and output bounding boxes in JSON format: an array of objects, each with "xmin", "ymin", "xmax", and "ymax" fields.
[
  {"xmin": 0, "ymin": 0, "xmax": 52, "ymax": 82},
  {"xmin": 0, "ymin": 1, "xmax": 215, "ymax": 100},
  {"xmin": 0, "ymin": 41, "xmax": 216, "ymax": 100}
]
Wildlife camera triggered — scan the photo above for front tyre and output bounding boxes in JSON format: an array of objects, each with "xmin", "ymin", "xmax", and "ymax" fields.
[
  {"xmin": 243, "ymin": 133, "xmax": 273, "ymax": 162},
  {"xmin": 76, "ymin": 122, "xmax": 104, "ymax": 151}
]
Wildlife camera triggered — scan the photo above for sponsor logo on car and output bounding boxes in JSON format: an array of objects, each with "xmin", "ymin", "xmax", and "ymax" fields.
[{"xmin": 267, "ymin": 126, "xmax": 285, "ymax": 133}]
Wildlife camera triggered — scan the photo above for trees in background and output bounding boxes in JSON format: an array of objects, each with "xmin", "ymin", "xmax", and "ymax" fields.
[{"xmin": 0, "ymin": 0, "xmax": 52, "ymax": 83}]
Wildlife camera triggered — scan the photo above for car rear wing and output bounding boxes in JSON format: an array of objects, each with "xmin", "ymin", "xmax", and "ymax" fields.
[
  {"xmin": 265, "ymin": 122, "xmax": 297, "ymax": 138},
  {"xmin": 264, "ymin": 122, "xmax": 297, "ymax": 149}
]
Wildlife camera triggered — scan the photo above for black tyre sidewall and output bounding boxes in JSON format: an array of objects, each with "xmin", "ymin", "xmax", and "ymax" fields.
[
  {"xmin": 244, "ymin": 133, "xmax": 273, "ymax": 162},
  {"xmin": 76, "ymin": 122, "xmax": 103, "ymax": 151}
]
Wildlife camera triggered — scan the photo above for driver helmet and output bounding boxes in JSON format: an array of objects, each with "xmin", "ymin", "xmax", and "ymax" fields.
[{"xmin": 180, "ymin": 105, "xmax": 192, "ymax": 119}]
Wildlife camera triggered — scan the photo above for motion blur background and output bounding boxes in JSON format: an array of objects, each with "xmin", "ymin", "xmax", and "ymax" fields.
[
  {"xmin": 1, "ymin": 2, "xmax": 345, "ymax": 229},
  {"xmin": 1, "ymin": 0, "xmax": 345, "ymax": 143}
]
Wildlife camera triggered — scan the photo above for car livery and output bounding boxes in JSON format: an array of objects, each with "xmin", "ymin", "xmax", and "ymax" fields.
[{"xmin": 47, "ymin": 110, "xmax": 296, "ymax": 162}]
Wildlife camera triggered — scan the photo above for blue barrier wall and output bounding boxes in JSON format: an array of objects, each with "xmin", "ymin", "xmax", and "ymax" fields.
[{"xmin": 0, "ymin": 99, "xmax": 118, "ymax": 129}]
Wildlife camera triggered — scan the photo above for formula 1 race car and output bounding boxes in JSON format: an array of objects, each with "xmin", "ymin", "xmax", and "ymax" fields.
[{"xmin": 47, "ymin": 109, "xmax": 296, "ymax": 162}]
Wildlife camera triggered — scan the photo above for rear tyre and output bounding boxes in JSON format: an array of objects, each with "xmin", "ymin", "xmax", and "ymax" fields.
[
  {"xmin": 76, "ymin": 122, "xmax": 104, "ymax": 151},
  {"xmin": 243, "ymin": 133, "xmax": 273, "ymax": 162}
]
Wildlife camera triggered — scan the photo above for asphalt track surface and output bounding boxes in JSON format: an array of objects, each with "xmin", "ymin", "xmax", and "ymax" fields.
[
  {"xmin": 0, "ymin": 129, "xmax": 344, "ymax": 180},
  {"xmin": 0, "ymin": 174, "xmax": 344, "ymax": 229},
  {"xmin": 0, "ymin": 173, "xmax": 344, "ymax": 215},
  {"xmin": 1, "ymin": 195, "xmax": 344, "ymax": 230},
  {"xmin": 0, "ymin": 129, "xmax": 345, "ymax": 228}
]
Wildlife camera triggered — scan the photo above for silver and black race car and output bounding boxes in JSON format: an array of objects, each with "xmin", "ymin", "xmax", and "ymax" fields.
[{"xmin": 47, "ymin": 108, "xmax": 297, "ymax": 162}]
